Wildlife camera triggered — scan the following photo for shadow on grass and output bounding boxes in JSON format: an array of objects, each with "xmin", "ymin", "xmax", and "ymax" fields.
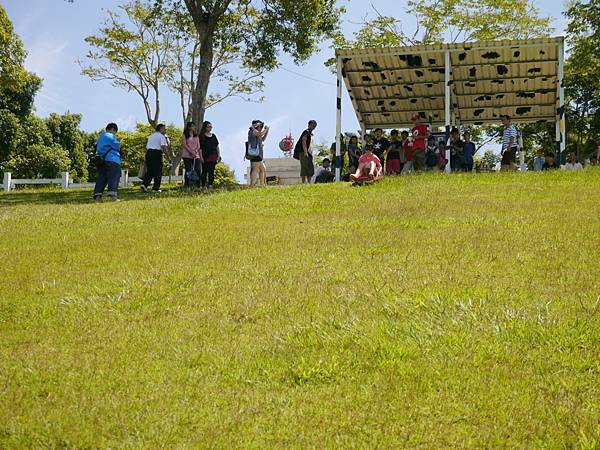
[{"xmin": 0, "ymin": 184, "xmax": 245, "ymax": 207}]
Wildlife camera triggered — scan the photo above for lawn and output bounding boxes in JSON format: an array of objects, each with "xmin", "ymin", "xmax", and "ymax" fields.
[{"xmin": 0, "ymin": 169, "xmax": 599, "ymax": 448}]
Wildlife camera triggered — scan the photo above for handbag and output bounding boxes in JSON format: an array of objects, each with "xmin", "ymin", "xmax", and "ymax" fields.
[
  {"xmin": 186, "ymin": 159, "xmax": 200, "ymax": 182},
  {"xmin": 247, "ymin": 141, "xmax": 260, "ymax": 158}
]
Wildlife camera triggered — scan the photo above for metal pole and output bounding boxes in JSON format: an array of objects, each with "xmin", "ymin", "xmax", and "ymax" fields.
[
  {"xmin": 335, "ymin": 56, "xmax": 343, "ymax": 182},
  {"xmin": 444, "ymin": 50, "xmax": 451, "ymax": 173},
  {"xmin": 558, "ymin": 40, "xmax": 566, "ymax": 164}
]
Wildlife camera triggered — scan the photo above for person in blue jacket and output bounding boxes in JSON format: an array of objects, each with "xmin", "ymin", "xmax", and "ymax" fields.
[{"xmin": 93, "ymin": 123, "xmax": 122, "ymax": 202}]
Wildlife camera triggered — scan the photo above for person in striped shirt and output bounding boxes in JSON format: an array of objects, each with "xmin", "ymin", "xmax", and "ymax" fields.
[{"xmin": 500, "ymin": 115, "xmax": 518, "ymax": 171}]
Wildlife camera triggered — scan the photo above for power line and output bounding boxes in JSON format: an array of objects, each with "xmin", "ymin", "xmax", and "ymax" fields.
[{"xmin": 280, "ymin": 67, "xmax": 337, "ymax": 86}]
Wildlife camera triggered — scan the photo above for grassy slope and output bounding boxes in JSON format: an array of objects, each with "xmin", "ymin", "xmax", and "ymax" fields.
[{"xmin": 0, "ymin": 170, "xmax": 599, "ymax": 448}]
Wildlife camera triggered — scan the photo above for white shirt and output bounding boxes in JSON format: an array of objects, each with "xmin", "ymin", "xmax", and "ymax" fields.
[
  {"xmin": 147, "ymin": 132, "xmax": 168, "ymax": 150},
  {"xmin": 311, "ymin": 165, "xmax": 331, "ymax": 182},
  {"xmin": 563, "ymin": 162, "xmax": 583, "ymax": 170}
]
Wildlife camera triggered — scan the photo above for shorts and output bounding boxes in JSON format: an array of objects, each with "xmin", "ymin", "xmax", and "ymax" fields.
[
  {"xmin": 300, "ymin": 153, "xmax": 314, "ymax": 177},
  {"xmin": 386, "ymin": 159, "xmax": 402, "ymax": 174},
  {"xmin": 501, "ymin": 147, "xmax": 517, "ymax": 165}
]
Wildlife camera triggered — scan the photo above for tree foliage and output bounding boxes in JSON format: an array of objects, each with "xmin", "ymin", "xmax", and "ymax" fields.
[
  {"xmin": 157, "ymin": 0, "xmax": 344, "ymax": 125},
  {"xmin": 564, "ymin": 0, "xmax": 600, "ymax": 160},
  {"xmin": 331, "ymin": 0, "xmax": 553, "ymax": 54},
  {"xmin": 0, "ymin": 4, "xmax": 42, "ymax": 121}
]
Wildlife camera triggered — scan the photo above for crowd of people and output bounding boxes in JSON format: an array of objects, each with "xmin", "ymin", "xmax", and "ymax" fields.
[
  {"xmin": 93, "ymin": 120, "xmax": 221, "ymax": 202},
  {"xmin": 92, "ymin": 114, "xmax": 600, "ymax": 201}
]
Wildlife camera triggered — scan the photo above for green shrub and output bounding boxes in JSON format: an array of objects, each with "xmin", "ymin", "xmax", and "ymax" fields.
[{"xmin": 4, "ymin": 143, "xmax": 70, "ymax": 178}]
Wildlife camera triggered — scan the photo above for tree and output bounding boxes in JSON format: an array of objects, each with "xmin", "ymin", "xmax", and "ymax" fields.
[
  {"xmin": 0, "ymin": 4, "xmax": 42, "ymax": 164},
  {"xmin": 332, "ymin": 0, "xmax": 553, "ymax": 53},
  {"xmin": 160, "ymin": 0, "xmax": 344, "ymax": 126},
  {"xmin": 4, "ymin": 143, "xmax": 71, "ymax": 179},
  {"xmin": 80, "ymin": 1, "xmax": 172, "ymax": 128},
  {"xmin": 564, "ymin": 0, "xmax": 600, "ymax": 161},
  {"xmin": 45, "ymin": 113, "xmax": 89, "ymax": 182},
  {"xmin": 0, "ymin": 5, "xmax": 42, "ymax": 121}
]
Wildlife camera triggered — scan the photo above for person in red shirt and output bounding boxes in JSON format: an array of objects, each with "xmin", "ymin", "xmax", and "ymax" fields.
[
  {"xmin": 401, "ymin": 131, "xmax": 415, "ymax": 175},
  {"xmin": 350, "ymin": 144, "xmax": 382, "ymax": 181},
  {"xmin": 411, "ymin": 113, "xmax": 429, "ymax": 171}
]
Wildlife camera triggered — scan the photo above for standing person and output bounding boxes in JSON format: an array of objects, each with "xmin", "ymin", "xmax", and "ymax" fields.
[
  {"xmin": 463, "ymin": 131, "xmax": 476, "ymax": 172},
  {"xmin": 93, "ymin": 123, "xmax": 122, "ymax": 202},
  {"xmin": 142, "ymin": 124, "xmax": 170, "ymax": 193},
  {"xmin": 401, "ymin": 130, "xmax": 415, "ymax": 175},
  {"xmin": 411, "ymin": 113, "xmax": 429, "ymax": 171},
  {"xmin": 372, "ymin": 128, "xmax": 390, "ymax": 171},
  {"xmin": 347, "ymin": 135, "xmax": 361, "ymax": 174},
  {"xmin": 386, "ymin": 129, "xmax": 402, "ymax": 175},
  {"xmin": 294, "ymin": 120, "xmax": 317, "ymax": 183},
  {"xmin": 533, "ymin": 150, "xmax": 545, "ymax": 172},
  {"xmin": 500, "ymin": 115, "xmax": 518, "ymax": 171},
  {"xmin": 181, "ymin": 122, "xmax": 202, "ymax": 190},
  {"xmin": 200, "ymin": 121, "xmax": 220, "ymax": 192},
  {"xmin": 246, "ymin": 119, "xmax": 269, "ymax": 187}
]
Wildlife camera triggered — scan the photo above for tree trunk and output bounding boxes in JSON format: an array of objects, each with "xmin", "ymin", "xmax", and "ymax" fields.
[{"xmin": 191, "ymin": 33, "xmax": 214, "ymax": 127}]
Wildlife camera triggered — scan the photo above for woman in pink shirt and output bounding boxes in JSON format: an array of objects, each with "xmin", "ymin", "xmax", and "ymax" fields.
[
  {"xmin": 350, "ymin": 144, "xmax": 382, "ymax": 181},
  {"xmin": 181, "ymin": 122, "xmax": 202, "ymax": 189}
]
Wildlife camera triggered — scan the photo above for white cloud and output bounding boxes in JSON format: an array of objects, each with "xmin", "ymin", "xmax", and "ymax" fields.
[
  {"xmin": 25, "ymin": 37, "xmax": 69, "ymax": 80},
  {"xmin": 115, "ymin": 114, "xmax": 139, "ymax": 132}
]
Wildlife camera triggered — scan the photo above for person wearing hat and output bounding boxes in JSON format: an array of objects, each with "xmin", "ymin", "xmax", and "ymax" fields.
[{"xmin": 246, "ymin": 119, "xmax": 269, "ymax": 187}]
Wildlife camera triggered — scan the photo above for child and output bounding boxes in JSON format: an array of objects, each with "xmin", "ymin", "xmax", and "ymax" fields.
[
  {"xmin": 425, "ymin": 136, "xmax": 439, "ymax": 171},
  {"xmin": 386, "ymin": 129, "xmax": 402, "ymax": 175},
  {"xmin": 350, "ymin": 144, "xmax": 382, "ymax": 181},
  {"xmin": 534, "ymin": 150, "xmax": 545, "ymax": 172}
]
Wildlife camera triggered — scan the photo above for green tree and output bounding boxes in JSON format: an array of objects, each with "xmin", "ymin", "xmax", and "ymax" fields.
[
  {"xmin": 4, "ymin": 143, "xmax": 71, "ymax": 179},
  {"xmin": 45, "ymin": 113, "xmax": 89, "ymax": 182},
  {"xmin": 158, "ymin": 0, "xmax": 344, "ymax": 126},
  {"xmin": 0, "ymin": 5, "xmax": 42, "ymax": 120},
  {"xmin": 564, "ymin": 0, "xmax": 600, "ymax": 161},
  {"xmin": 332, "ymin": 0, "xmax": 553, "ymax": 53}
]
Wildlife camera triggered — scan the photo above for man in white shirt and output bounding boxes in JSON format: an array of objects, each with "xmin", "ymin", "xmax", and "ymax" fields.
[
  {"xmin": 500, "ymin": 115, "xmax": 518, "ymax": 171},
  {"xmin": 141, "ymin": 124, "xmax": 170, "ymax": 193}
]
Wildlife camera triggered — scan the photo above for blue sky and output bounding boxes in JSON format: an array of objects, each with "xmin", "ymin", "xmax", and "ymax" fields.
[{"xmin": 4, "ymin": 0, "xmax": 567, "ymax": 179}]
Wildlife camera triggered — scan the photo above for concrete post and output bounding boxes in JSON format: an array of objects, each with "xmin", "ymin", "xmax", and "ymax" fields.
[
  {"xmin": 3, "ymin": 172, "xmax": 11, "ymax": 192},
  {"xmin": 61, "ymin": 172, "xmax": 69, "ymax": 189}
]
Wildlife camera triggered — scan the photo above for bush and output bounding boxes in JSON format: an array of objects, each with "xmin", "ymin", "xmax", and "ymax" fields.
[
  {"xmin": 214, "ymin": 162, "xmax": 237, "ymax": 187},
  {"xmin": 4, "ymin": 143, "xmax": 71, "ymax": 178}
]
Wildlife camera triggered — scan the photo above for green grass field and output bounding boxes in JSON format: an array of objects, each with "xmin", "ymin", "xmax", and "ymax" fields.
[{"xmin": 1, "ymin": 170, "xmax": 599, "ymax": 448}]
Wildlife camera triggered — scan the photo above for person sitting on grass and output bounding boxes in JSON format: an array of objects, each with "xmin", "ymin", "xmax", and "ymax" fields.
[
  {"xmin": 563, "ymin": 153, "xmax": 583, "ymax": 170},
  {"xmin": 534, "ymin": 149, "xmax": 545, "ymax": 172},
  {"xmin": 350, "ymin": 144, "xmax": 382, "ymax": 181},
  {"xmin": 450, "ymin": 141, "xmax": 466, "ymax": 172},
  {"xmin": 543, "ymin": 152, "xmax": 556, "ymax": 170},
  {"xmin": 313, "ymin": 158, "xmax": 335, "ymax": 183},
  {"xmin": 425, "ymin": 136, "xmax": 439, "ymax": 171}
]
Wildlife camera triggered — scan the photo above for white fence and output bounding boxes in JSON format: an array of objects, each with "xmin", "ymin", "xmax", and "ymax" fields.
[{"xmin": 1, "ymin": 171, "xmax": 184, "ymax": 192}]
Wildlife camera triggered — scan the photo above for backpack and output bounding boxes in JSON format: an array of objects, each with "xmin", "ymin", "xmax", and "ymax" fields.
[{"xmin": 294, "ymin": 130, "xmax": 310, "ymax": 160}]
